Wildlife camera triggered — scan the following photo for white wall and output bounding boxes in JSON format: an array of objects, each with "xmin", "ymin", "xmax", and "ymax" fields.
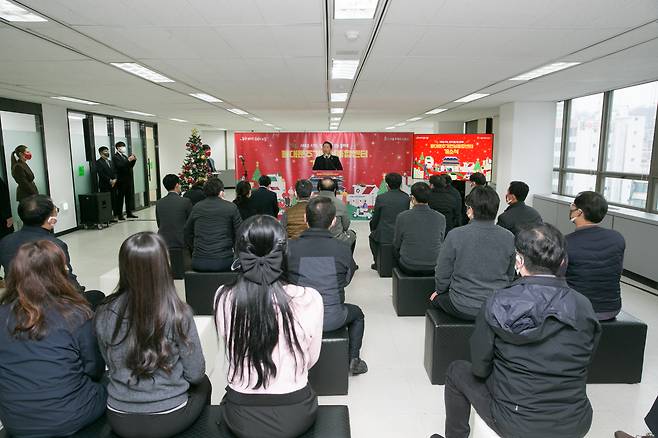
[
  {"xmin": 157, "ymin": 122, "xmax": 207, "ymax": 192},
  {"xmin": 434, "ymin": 121, "xmax": 465, "ymax": 133},
  {"xmin": 200, "ymin": 130, "xmax": 227, "ymax": 170}
]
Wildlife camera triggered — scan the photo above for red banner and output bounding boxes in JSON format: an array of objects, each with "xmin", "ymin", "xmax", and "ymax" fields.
[
  {"xmin": 235, "ymin": 132, "xmax": 413, "ymax": 219},
  {"xmin": 413, "ymin": 134, "xmax": 494, "ymax": 181}
]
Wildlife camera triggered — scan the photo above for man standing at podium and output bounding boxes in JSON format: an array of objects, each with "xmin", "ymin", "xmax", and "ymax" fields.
[{"xmin": 312, "ymin": 141, "xmax": 343, "ymax": 171}]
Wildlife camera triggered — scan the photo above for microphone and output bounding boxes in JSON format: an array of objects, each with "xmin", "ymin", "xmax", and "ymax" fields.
[{"xmin": 239, "ymin": 155, "xmax": 245, "ymax": 163}]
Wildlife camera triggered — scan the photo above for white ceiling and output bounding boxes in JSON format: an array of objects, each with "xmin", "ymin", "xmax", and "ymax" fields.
[{"xmin": 0, "ymin": 0, "xmax": 656, "ymax": 132}]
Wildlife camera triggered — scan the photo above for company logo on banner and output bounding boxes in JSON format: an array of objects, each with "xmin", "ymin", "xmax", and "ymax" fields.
[
  {"xmin": 235, "ymin": 132, "xmax": 413, "ymax": 219},
  {"xmin": 413, "ymin": 134, "xmax": 494, "ymax": 181}
]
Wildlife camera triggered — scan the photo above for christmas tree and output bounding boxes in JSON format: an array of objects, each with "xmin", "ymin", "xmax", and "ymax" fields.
[
  {"xmin": 179, "ymin": 128, "xmax": 209, "ymax": 191},
  {"xmin": 378, "ymin": 174, "xmax": 388, "ymax": 195},
  {"xmin": 251, "ymin": 161, "xmax": 262, "ymax": 185}
]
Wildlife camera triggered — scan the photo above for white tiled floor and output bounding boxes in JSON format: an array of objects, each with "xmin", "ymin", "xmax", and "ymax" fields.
[{"xmin": 59, "ymin": 204, "xmax": 658, "ymax": 438}]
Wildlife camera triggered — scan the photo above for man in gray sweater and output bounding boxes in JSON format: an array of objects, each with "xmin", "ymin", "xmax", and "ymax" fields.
[{"xmin": 430, "ymin": 186, "xmax": 515, "ymax": 320}]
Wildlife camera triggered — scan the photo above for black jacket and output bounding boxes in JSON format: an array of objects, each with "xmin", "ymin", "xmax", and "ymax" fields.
[
  {"xmin": 0, "ymin": 176, "xmax": 14, "ymax": 239},
  {"xmin": 183, "ymin": 187, "xmax": 206, "ymax": 205},
  {"xmin": 312, "ymin": 154, "xmax": 343, "ymax": 171},
  {"xmin": 250, "ymin": 187, "xmax": 279, "ymax": 217},
  {"xmin": 428, "ymin": 188, "xmax": 460, "ymax": 233},
  {"xmin": 0, "ymin": 225, "xmax": 82, "ymax": 290},
  {"xmin": 0, "ymin": 306, "xmax": 107, "ymax": 438},
  {"xmin": 233, "ymin": 197, "xmax": 257, "ymax": 220},
  {"xmin": 286, "ymin": 228, "xmax": 357, "ymax": 330},
  {"xmin": 496, "ymin": 201, "xmax": 543, "ymax": 235},
  {"xmin": 369, "ymin": 189, "xmax": 409, "ymax": 243},
  {"xmin": 184, "ymin": 197, "xmax": 242, "ymax": 261},
  {"xmin": 11, "ymin": 161, "xmax": 38, "ymax": 201},
  {"xmin": 471, "ymin": 276, "xmax": 601, "ymax": 438},
  {"xmin": 113, "ymin": 152, "xmax": 136, "ymax": 186},
  {"xmin": 156, "ymin": 192, "xmax": 193, "ymax": 249},
  {"xmin": 446, "ymin": 184, "xmax": 464, "ymax": 227},
  {"xmin": 95, "ymin": 157, "xmax": 116, "ymax": 192}
]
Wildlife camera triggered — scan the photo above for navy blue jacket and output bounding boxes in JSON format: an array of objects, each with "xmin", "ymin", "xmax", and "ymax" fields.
[{"xmin": 250, "ymin": 187, "xmax": 279, "ymax": 217}]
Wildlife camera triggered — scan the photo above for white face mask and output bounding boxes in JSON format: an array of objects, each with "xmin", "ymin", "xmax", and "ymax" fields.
[
  {"xmin": 515, "ymin": 253, "xmax": 524, "ymax": 275},
  {"xmin": 117, "ymin": 147, "xmax": 127, "ymax": 154},
  {"xmin": 46, "ymin": 216, "xmax": 58, "ymax": 228}
]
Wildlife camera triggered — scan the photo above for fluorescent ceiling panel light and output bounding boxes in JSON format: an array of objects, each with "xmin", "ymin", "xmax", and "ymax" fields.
[
  {"xmin": 331, "ymin": 92, "xmax": 349, "ymax": 102},
  {"xmin": 189, "ymin": 93, "xmax": 222, "ymax": 103},
  {"xmin": 264, "ymin": 123, "xmax": 274, "ymax": 127},
  {"xmin": 125, "ymin": 110, "xmax": 155, "ymax": 117},
  {"xmin": 111, "ymin": 63, "xmax": 174, "ymax": 83},
  {"xmin": 454, "ymin": 93, "xmax": 489, "ymax": 103},
  {"xmin": 395, "ymin": 122, "xmax": 406, "ymax": 127},
  {"xmin": 334, "ymin": 0, "xmax": 378, "ymax": 19},
  {"xmin": 406, "ymin": 117, "xmax": 422, "ymax": 122},
  {"xmin": 329, "ymin": 127, "xmax": 338, "ymax": 130},
  {"xmin": 67, "ymin": 114, "xmax": 85, "ymax": 120},
  {"xmin": 509, "ymin": 62, "xmax": 581, "ymax": 81},
  {"xmin": 52, "ymin": 96, "xmax": 99, "ymax": 105},
  {"xmin": 0, "ymin": 0, "xmax": 47, "ymax": 22},
  {"xmin": 425, "ymin": 108, "xmax": 447, "ymax": 115},
  {"xmin": 385, "ymin": 126, "xmax": 395, "ymax": 130},
  {"xmin": 227, "ymin": 108, "xmax": 248, "ymax": 115},
  {"xmin": 330, "ymin": 117, "xmax": 341, "ymax": 121},
  {"xmin": 169, "ymin": 118, "xmax": 188, "ymax": 123},
  {"xmin": 331, "ymin": 108, "xmax": 344, "ymax": 114},
  {"xmin": 332, "ymin": 59, "xmax": 359, "ymax": 80},
  {"xmin": 250, "ymin": 117, "xmax": 263, "ymax": 122}
]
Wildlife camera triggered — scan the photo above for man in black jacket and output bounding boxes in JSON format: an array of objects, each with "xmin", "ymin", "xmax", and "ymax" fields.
[
  {"xmin": 443, "ymin": 174, "xmax": 464, "ymax": 227},
  {"xmin": 428, "ymin": 175, "xmax": 460, "ymax": 233},
  {"xmin": 432, "ymin": 224, "xmax": 600, "ymax": 438},
  {"xmin": 250, "ymin": 175, "xmax": 279, "ymax": 217},
  {"xmin": 368, "ymin": 172, "xmax": 409, "ymax": 267},
  {"xmin": 312, "ymin": 141, "xmax": 343, "ymax": 171},
  {"xmin": 184, "ymin": 178, "xmax": 241, "ymax": 272},
  {"xmin": 156, "ymin": 174, "xmax": 193, "ymax": 252},
  {"xmin": 497, "ymin": 180, "xmax": 543, "ymax": 235},
  {"xmin": 286, "ymin": 197, "xmax": 367, "ymax": 375},
  {"xmin": 95, "ymin": 146, "xmax": 118, "ymax": 223},
  {"xmin": 113, "ymin": 141, "xmax": 138, "ymax": 219},
  {"xmin": 183, "ymin": 179, "xmax": 207, "ymax": 206}
]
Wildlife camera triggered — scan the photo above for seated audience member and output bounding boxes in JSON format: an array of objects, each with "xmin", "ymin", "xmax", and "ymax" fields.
[
  {"xmin": 215, "ymin": 215, "xmax": 323, "ymax": 438},
  {"xmin": 184, "ymin": 178, "xmax": 242, "ymax": 272},
  {"xmin": 497, "ymin": 180, "xmax": 543, "ymax": 235},
  {"xmin": 368, "ymin": 172, "xmax": 409, "ymax": 268},
  {"xmin": 615, "ymin": 394, "xmax": 658, "ymax": 438},
  {"xmin": 281, "ymin": 179, "xmax": 313, "ymax": 239},
  {"xmin": 431, "ymin": 224, "xmax": 600, "ymax": 438},
  {"xmin": 95, "ymin": 232, "xmax": 211, "ymax": 438},
  {"xmin": 251, "ymin": 175, "xmax": 279, "ymax": 217},
  {"xmin": 316, "ymin": 177, "xmax": 357, "ymax": 250},
  {"xmin": 443, "ymin": 174, "xmax": 464, "ymax": 228},
  {"xmin": 233, "ymin": 180, "xmax": 257, "ymax": 220},
  {"xmin": 0, "ymin": 194, "xmax": 104, "ymax": 308},
  {"xmin": 156, "ymin": 174, "xmax": 193, "ymax": 252},
  {"xmin": 183, "ymin": 179, "xmax": 207, "ymax": 205},
  {"xmin": 0, "ymin": 241, "xmax": 107, "ymax": 437},
  {"xmin": 565, "ymin": 191, "xmax": 625, "ymax": 320},
  {"xmin": 428, "ymin": 175, "xmax": 460, "ymax": 233},
  {"xmin": 393, "ymin": 182, "xmax": 445, "ymax": 276},
  {"xmin": 430, "ymin": 186, "xmax": 515, "ymax": 320},
  {"xmin": 286, "ymin": 197, "xmax": 368, "ymax": 375},
  {"xmin": 469, "ymin": 171, "xmax": 487, "ymax": 187}
]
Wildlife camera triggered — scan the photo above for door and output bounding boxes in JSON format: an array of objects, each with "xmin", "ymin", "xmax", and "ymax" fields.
[
  {"xmin": 68, "ymin": 113, "xmax": 93, "ymax": 224},
  {"xmin": 129, "ymin": 121, "xmax": 146, "ymax": 209},
  {"xmin": 145, "ymin": 125, "xmax": 159, "ymax": 203}
]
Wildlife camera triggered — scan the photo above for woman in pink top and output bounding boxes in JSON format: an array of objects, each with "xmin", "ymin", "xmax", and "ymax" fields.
[{"xmin": 214, "ymin": 215, "xmax": 323, "ymax": 438}]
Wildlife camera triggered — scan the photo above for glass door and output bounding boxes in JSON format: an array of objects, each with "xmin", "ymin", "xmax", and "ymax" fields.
[
  {"xmin": 130, "ymin": 121, "xmax": 146, "ymax": 209},
  {"xmin": 145, "ymin": 125, "xmax": 159, "ymax": 203},
  {"xmin": 68, "ymin": 112, "xmax": 93, "ymax": 224}
]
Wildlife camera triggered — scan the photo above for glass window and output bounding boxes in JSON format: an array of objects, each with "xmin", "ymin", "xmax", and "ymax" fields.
[
  {"xmin": 93, "ymin": 116, "xmax": 109, "ymax": 160},
  {"xmin": 554, "ymin": 101, "xmax": 564, "ymax": 168},
  {"xmin": 603, "ymin": 177, "xmax": 648, "ymax": 209},
  {"xmin": 605, "ymin": 81, "xmax": 657, "ymax": 174},
  {"xmin": 563, "ymin": 172, "xmax": 596, "ymax": 196},
  {"xmin": 552, "ymin": 171, "xmax": 559, "ymax": 193},
  {"xmin": 565, "ymin": 93, "xmax": 603, "ymax": 170}
]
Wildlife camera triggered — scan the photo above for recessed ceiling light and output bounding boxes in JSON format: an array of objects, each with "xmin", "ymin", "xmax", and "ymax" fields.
[
  {"xmin": 406, "ymin": 117, "xmax": 422, "ymax": 122},
  {"xmin": 334, "ymin": 0, "xmax": 378, "ymax": 19},
  {"xmin": 189, "ymin": 93, "xmax": 223, "ymax": 103},
  {"xmin": 330, "ymin": 117, "xmax": 341, "ymax": 121},
  {"xmin": 169, "ymin": 118, "xmax": 188, "ymax": 123},
  {"xmin": 509, "ymin": 62, "xmax": 581, "ymax": 81},
  {"xmin": 395, "ymin": 122, "xmax": 406, "ymax": 127},
  {"xmin": 332, "ymin": 59, "xmax": 359, "ymax": 80},
  {"xmin": 52, "ymin": 96, "xmax": 99, "ymax": 105},
  {"xmin": 331, "ymin": 92, "xmax": 349, "ymax": 102},
  {"xmin": 110, "ymin": 63, "xmax": 174, "ymax": 83},
  {"xmin": 329, "ymin": 127, "xmax": 338, "ymax": 130},
  {"xmin": 250, "ymin": 117, "xmax": 263, "ymax": 122},
  {"xmin": 264, "ymin": 123, "xmax": 274, "ymax": 127},
  {"xmin": 0, "ymin": 0, "xmax": 47, "ymax": 22},
  {"xmin": 227, "ymin": 108, "xmax": 249, "ymax": 115},
  {"xmin": 125, "ymin": 110, "xmax": 155, "ymax": 117},
  {"xmin": 384, "ymin": 126, "xmax": 395, "ymax": 130},
  {"xmin": 331, "ymin": 108, "xmax": 345, "ymax": 114},
  {"xmin": 425, "ymin": 108, "xmax": 447, "ymax": 115},
  {"xmin": 454, "ymin": 93, "xmax": 489, "ymax": 103}
]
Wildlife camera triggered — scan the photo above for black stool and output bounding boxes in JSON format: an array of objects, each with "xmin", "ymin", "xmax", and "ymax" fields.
[
  {"xmin": 308, "ymin": 328, "xmax": 350, "ymax": 396},
  {"xmin": 376, "ymin": 243, "xmax": 393, "ymax": 277},
  {"xmin": 392, "ymin": 268, "xmax": 434, "ymax": 316},
  {"xmin": 184, "ymin": 271, "xmax": 239, "ymax": 315}
]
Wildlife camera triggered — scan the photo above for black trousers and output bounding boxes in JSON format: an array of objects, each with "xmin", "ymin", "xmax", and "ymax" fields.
[
  {"xmin": 221, "ymin": 384, "xmax": 317, "ymax": 438},
  {"xmin": 106, "ymin": 376, "xmax": 212, "ymax": 438},
  {"xmin": 369, "ymin": 235, "xmax": 378, "ymax": 262},
  {"xmin": 342, "ymin": 303, "xmax": 365, "ymax": 359},
  {"xmin": 392, "ymin": 252, "xmax": 435, "ymax": 276},
  {"xmin": 444, "ymin": 360, "xmax": 500, "ymax": 438},
  {"xmin": 191, "ymin": 256, "xmax": 233, "ymax": 272},
  {"xmin": 115, "ymin": 181, "xmax": 134, "ymax": 217},
  {"xmin": 433, "ymin": 293, "xmax": 475, "ymax": 321}
]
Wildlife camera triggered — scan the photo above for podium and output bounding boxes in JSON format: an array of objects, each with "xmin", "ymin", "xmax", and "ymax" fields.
[{"xmin": 310, "ymin": 171, "xmax": 344, "ymax": 192}]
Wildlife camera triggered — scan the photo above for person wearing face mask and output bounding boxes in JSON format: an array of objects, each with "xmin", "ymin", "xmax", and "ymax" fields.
[
  {"xmin": 564, "ymin": 191, "xmax": 626, "ymax": 321},
  {"xmin": 113, "ymin": 141, "xmax": 138, "ymax": 220},
  {"xmin": 10, "ymin": 144, "xmax": 39, "ymax": 203},
  {"xmin": 496, "ymin": 181, "xmax": 543, "ymax": 236},
  {"xmin": 96, "ymin": 146, "xmax": 119, "ymax": 223},
  {"xmin": 312, "ymin": 141, "xmax": 343, "ymax": 171}
]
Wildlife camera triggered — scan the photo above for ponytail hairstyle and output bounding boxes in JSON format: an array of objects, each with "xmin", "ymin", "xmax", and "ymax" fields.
[
  {"xmin": 215, "ymin": 215, "xmax": 304, "ymax": 389},
  {"xmin": 11, "ymin": 145, "xmax": 28, "ymax": 168}
]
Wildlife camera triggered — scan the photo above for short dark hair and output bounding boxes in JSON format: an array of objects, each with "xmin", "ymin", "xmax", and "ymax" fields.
[
  {"xmin": 259, "ymin": 175, "xmax": 272, "ymax": 187},
  {"xmin": 202, "ymin": 144, "xmax": 210, "ymax": 150},
  {"xmin": 98, "ymin": 146, "xmax": 109, "ymax": 154},
  {"xmin": 203, "ymin": 177, "xmax": 224, "ymax": 197},
  {"xmin": 411, "ymin": 182, "xmax": 430, "ymax": 203},
  {"xmin": 162, "ymin": 174, "xmax": 180, "ymax": 191},
  {"xmin": 18, "ymin": 195, "xmax": 55, "ymax": 226},
  {"xmin": 441, "ymin": 174, "xmax": 453, "ymax": 186},
  {"xmin": 429, "ymin": 175, "xmax": 446, "ymax": 190},
  {"xmin": 508, "ymin": 181, "xmax": 530, "ymax": 202},
  {"xmin": 115, "ymin": 141, "xmax": 126, "ymax": 149},
  {"xmin": 318, "ymin": 178, "xmax": 337, "ymax": 193},
  {"xmin": 306, "ymin": 197, "xmax": 336, "ymax": 229},
  {"xmin": 385, "ymin": 173, "xmax": 402, "ymax": 190},
  {"xmin": 295, "ymin": 179, "xmax": 313, "ymax": 199},
  {"xmin": 515, "ymin": 223, "xmax": 566, "ymax": 275},
  {"xmin": 573, "ymin": 191, "xmax": 608, "ymax": 223},
  {"xmin": 322, "ymin": 141, "xmax": 333, "ymax": 149},
  {"xmin": 465, "ymin": 186, "xmax": 499, "ymax": 220},
  {"xmin": 469, "ymin": 172, "xmax": 486, "ymax": 186}
]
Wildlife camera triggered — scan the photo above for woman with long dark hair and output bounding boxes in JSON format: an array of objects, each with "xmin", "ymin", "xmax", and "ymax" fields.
[
  {"xmin": 233, "ymin": 180, "xmax": 256, "ymax": 219},
  {"xmin": 10, "ymin": 144, "xmax": 38, "ymax": 203},
  {"xmin": 94, "ymin": 232, "xmax": 211, "ymax": 438},
  {"xmin": 0, "ymin": 240, "xmax": 107, "ymax": 437},
  {"xmin": 215, "ymin": 215, "xmax": 323, "ymax": 438}
]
